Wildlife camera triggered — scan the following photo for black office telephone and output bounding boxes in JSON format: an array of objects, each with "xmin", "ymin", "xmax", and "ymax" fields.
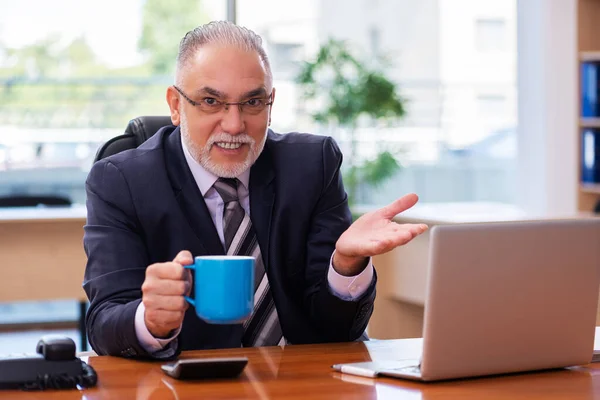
[{"xmin": 0, "ymin": 335, "xmax": 97, "ymax": 390}]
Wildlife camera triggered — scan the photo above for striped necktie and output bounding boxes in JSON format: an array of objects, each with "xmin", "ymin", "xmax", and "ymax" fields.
[{"xmin": 213, "ymin": 178, "xmax": 283, "ymax": 347}]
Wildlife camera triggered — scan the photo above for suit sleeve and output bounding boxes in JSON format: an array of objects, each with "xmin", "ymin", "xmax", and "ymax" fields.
[
  {"xmin": 83, "ymin": 159, "xmax": 172, "ymax": 359},
  {"xmin": 303, "ymin": 137, "xmax": 376, "ymax": 342}
]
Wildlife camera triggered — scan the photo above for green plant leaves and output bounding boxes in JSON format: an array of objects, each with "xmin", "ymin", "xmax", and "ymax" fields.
[
  {"xmin": 295, "ymin": 38, "xmax": 407, "ymax": 204},
  {"xmin": 360, "ymin": 151, "xmax": 401, "ymax": 187},
  {"xmin": 295, "ymin": 38, "xmax": 405, "ymax": 127}
]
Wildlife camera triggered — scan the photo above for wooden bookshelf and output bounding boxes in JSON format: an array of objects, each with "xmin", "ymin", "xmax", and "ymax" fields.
[
  {"xmin": 580, "ymin": 183, "xmax": 600, "ymax": 195},
  {"xmin": 578, "ymin": 1, "xmax": 600, "ymax": 327},
  {"xmin": 580, "ymin": 51, "xmax": 600, "ymax": 62},
  {"xmin": 577, "ymin": 0, "xmax": 600, "ymax": 212},
  {"xmin": 580, "ymin": 117, "xmax": 600, "ymax": 128}
]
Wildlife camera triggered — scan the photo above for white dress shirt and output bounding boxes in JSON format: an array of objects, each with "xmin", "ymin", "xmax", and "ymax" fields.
[{"xmin": 135, "ymin": 135, "xmax": 374, "ymax": 353}]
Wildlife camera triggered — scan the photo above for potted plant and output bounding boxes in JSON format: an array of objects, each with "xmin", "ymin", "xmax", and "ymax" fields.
[{"xmin": 296, "ymin": 38, "xmax": 407, "ymax": 206}]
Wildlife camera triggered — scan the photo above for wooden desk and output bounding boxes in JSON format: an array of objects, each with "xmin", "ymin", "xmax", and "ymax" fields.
[{"xmin": 4, "ymin": 338, "xmax": 600, "ymax": 399}]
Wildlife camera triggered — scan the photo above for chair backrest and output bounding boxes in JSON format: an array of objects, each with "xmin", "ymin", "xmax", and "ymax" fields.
[{"xmin": 94, "ymin": 116, "xmax": 173, "ymax": 162}]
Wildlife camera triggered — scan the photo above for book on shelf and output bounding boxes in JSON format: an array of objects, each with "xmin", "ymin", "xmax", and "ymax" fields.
[
  {"xmin": 581, "ymin": 128, "xmax": 600, "ymax": 184},
  {"xmin": 582, "ymin": 61, "xmax": 600, "ymax": 118}
]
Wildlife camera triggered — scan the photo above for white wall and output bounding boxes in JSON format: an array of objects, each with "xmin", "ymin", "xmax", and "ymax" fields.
[{"xmin": 516, "ymin": 0, "xmax": 578, "ymax": 215}]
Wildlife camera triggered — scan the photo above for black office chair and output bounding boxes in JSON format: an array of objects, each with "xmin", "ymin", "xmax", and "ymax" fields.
[
  {"xmin": 0, "ymin": 195, "xmax": 71, "ymax": 208},
  {"xmin": 94, "ymin": 116, "xmax": 173, "ymax": 162}
]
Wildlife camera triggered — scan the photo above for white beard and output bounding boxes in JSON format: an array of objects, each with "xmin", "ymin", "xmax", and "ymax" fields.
[{"xmin": 180, "ymin": 110, "xmax": 267, "ymax": 178}]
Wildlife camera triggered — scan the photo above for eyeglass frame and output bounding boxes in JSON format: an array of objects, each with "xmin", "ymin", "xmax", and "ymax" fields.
[{"xmin": 172, "ymin": 85, "xmax": 274, "ymax": 114}]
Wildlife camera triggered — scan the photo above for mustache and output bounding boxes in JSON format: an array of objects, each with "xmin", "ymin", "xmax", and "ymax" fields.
[{"xmin": 207, "ymin": 133, "xmax": 254, "ymax": 147}]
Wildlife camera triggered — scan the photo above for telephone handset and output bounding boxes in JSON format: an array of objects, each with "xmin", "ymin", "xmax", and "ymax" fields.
[{"xmin": 0, "ymin": 335, "xmax": 97, "ymax": 390}]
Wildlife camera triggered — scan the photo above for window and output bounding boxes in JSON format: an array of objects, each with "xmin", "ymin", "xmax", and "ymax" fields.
[
  {"xmin": 477, "ymin": 94, "xmax": 508, "ymax": 119},
  {"xmin": 269, "ymin": 42, "xmax": 305, "ymax": 79},
  {"xmin": 239, "ymin": 0, "xmax": 518, "ymax": 205},
  {"xmin": 369, "ymin": 26, "xmax": 381, "ymax": 57},
  {"xmin": 475, "ymin": 18, "xmax": 508, "ymax": 52},
  {"xmin": 0, "ymin": 1, "xmax": 517, "ymax": 207},
  {"xmin": 0, "ymin": 0, "xmax": 227, "ymax": 204}
]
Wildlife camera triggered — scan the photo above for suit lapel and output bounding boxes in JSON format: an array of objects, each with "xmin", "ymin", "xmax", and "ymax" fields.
[
  {"xmin": 249, "ymin": 137, "xmax": 275, "ymax": 272},
  {"xmin": 164, "ymin": 127, "xmax": 225, "ymax": 255}
]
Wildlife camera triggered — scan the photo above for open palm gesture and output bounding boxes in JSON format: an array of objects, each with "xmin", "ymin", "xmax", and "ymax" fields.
[{"xmin": 333, "ymin": 193, "xmax": 428, "ymax": 275}]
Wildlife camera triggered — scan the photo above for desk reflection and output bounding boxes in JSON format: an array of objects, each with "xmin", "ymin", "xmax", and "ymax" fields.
[
  {"xmin": 333, "ymin": 366, "xmax": 600, "ymax": 400},
  {"xmin": 137, "ymin": 369, "xmax": 177, "ymax": 400},
  {"xmin": 414, "ymin": 368, "xmax": 599, "ymax": 400},
  {"xmin": 130, "ymin": 346, "xmax": 285, "ymax": 400},
  {"xmin": 333, "ymin": 372, "xmax": 411, "ymax": 400}
]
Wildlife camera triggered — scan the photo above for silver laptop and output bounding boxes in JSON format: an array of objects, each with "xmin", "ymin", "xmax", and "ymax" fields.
[{"xmin": 333, "ymin": 219, "xmax": 600, "ymax": 381}]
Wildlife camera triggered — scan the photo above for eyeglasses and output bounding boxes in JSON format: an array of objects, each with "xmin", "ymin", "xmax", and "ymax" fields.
[{"xmin": 173, "ymin": 85, "xmax": 273, "ymax": 116}]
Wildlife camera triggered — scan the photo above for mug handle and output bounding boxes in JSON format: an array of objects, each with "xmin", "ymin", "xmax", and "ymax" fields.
[{"xmin": 183, "ymin": 264, "xmax": 195, "ymax": 307}]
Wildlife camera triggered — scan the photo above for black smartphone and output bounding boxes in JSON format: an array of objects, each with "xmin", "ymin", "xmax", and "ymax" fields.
[{"xmin": 161, "ymin": 357, "xmax": 248, "ymax": 380}]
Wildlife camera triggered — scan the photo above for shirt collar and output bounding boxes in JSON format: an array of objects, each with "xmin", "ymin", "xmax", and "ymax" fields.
[{"xmin": 180, "ymin": 134, "xmax": 251, "ymax": 196}]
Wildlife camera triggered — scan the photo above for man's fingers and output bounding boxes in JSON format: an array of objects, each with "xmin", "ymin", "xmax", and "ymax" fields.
[
  {"xmin": 407, "ymin": 223, "xmax": 428, "ymax": 235},
  {"xmin": 142, "ymin": 278, "xmax": 189, "ymax": 297},
  {"xmin": 147, "ymin": 262, "xmax": 187, "ymax": 280},
  {"xmin": 390, "ymin": 224, "xmax": 427, "ymax": 244},
  {"xmin": 173, "ymin": 250, "xmax": 193, "ymax": 266},
  {"xmin": 184, "ymin": 269, "xmax": 193, "ymax": 294},
  {"xmin": 390, "ymin": 223, "xmax": 427, "ymax": 235},
  {"xmin": 144, "ymin": 294, "xmax": 189, "ymax": 311},
  {"xmin": 143, "ymin": 256, "xmax": 192, "ymax": 338},
  {"xmin": 378, "ymin": 193, "xmax": 419, "ymax": 220},
  {"xmin": 393, "ymin": 224, "xmax": 427, "ymax": 243},
  {"xmin": 362, "ymin": 224, "xmax": 428, "ymax": 256}
]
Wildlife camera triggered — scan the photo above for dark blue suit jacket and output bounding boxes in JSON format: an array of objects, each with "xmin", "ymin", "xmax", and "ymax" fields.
[{"xmin": 83, "ymin": 126, "xmax": 376, "ymax": 358}]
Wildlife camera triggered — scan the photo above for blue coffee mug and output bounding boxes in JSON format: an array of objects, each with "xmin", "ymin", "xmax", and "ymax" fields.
[{"xmin": 184, "ymin": 255, "xmax": 254, "ymax": 324}]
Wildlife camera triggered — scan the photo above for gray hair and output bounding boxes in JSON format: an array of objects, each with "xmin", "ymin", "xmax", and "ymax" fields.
[{"xmin": 176, "ymin": 21, "xmax": 272, "ymax": 85}]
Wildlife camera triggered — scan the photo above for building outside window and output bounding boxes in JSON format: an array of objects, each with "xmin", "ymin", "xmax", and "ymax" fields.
[{"xmin": 475, "ymin": 18, "xmax": 508, "ymax": 52}]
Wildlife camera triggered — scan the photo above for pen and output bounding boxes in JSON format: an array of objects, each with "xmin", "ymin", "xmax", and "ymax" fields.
[{"xmin": 332, "ymin": 364, "xmax": 378, "ymax": 378}]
